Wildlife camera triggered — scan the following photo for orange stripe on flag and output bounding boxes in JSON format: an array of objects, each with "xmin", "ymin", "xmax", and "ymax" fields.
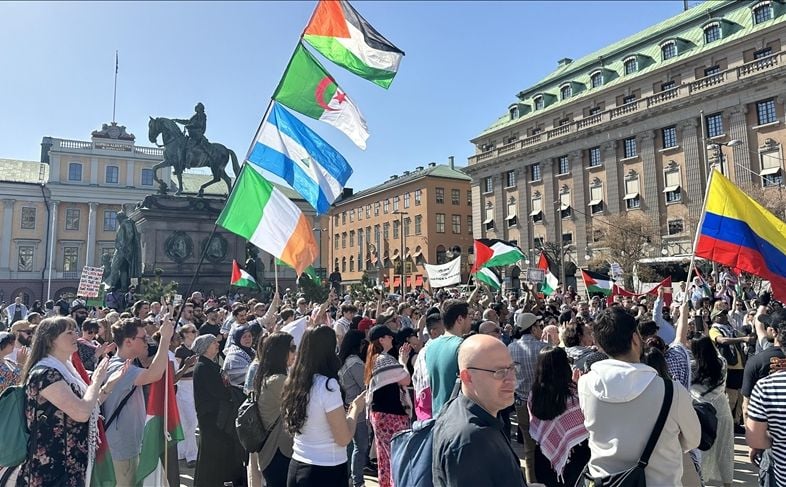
[{"xmin": 280, "ymin": 213, "xmax": 318, "ymax": 276}]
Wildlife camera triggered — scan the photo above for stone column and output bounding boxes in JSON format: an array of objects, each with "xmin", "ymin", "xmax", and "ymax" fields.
[
  {"xmin": 46, "ymin": 200, "xmax": 60, "ymax": 277},
  {"xmin": 86, "ymin": 202, "xmax": 98, "ymax": 266},
  {"xmin": 471, "ymin": 182, "xmax": 482, "ymax": 237},
  {"xmin": 50, "ymin": 154, "xmax": 61, "ymax": 182},
  {"xmin": 728, "ymin": 106, "xmax": 753, "ymax": 189},
  {"xmin": 126, "ymin": 160, "xmax": 136, "ymax": 187},
  {"xmin": 90, "ymin": 158, "xmax": 99, "ymax": 185},
  {"xmin": 570, "ymin": 151, "xmax": 588, "ymax": 259},
  {"xmin": 603, "ymin": 141, "xmax": 621, "ymax": 214},
  {"xmin": 639, "ymin": 131, "xmax": 659, "ymax": 214},
  {"xmin": 680, "ymin": 118, "xmax": 704, "ymax": 220},
  {"xmin": 1, "ymin": 199, "xmax": 15, "ymax": 270},
  {"xmin": 542, "ymin": 160, "xmax": 557, "ymax": 244},
  {"xmin": 493, "ymin": 172, "xmax": 505, "ymax": 239},
  {"xmin": 517, "ymin": 165, "xmax": 532, "ymax": 256}
]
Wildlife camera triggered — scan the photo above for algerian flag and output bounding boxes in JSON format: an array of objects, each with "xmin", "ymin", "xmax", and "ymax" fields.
[
  {"xmin": 231, "ymin": 259, "xmax": 258, "ymax": 289},
  {"xmin": 303, "ymin": 0, "xmax": 404, "ymax": 89},
  {"xmin": 471, "ymin": 239, "xmax": 525, "ymax": 272},
  {"xmin": 537, "ymin": 252, "xmax": 559, "ymax": 296},
  {"xmin": 475, "ymin": 267, "xmax": 501, "ymax": 291},
  {"xmin": 273, "ymin": 42, "xmax": 369, "ymax": 149}
]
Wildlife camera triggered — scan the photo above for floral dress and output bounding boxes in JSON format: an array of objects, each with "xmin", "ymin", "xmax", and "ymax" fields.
[
  {"xmin": 17, "ymin": 367, "xmax": 89, "ymax": 487},
  {"xmin": 0, "ymin": 357, "xmax": 20, "ymax": 394}
]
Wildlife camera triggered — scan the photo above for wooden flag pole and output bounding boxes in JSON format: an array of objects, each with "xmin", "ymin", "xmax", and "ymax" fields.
[
  {"xmin": 686, "ymin": 168, "xmax": 718, "ymax": 288},
  {"xmin": 162, "ymin": 361, "xmax": 169, "ymax": 485},
  {"xmin": 274, "ymin": 260, "xmax": 280, "ymax": 295}
]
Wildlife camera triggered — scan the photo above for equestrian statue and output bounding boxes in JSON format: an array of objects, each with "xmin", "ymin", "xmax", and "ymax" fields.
[{"xmin": 148, "ymin": 102, "xmax": 240, "ymax": 197}]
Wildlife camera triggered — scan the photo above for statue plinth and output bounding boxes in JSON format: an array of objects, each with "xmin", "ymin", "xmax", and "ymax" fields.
[{"xmin": 129, "ymin": 194, "xmax": 245, "ymax": 296}]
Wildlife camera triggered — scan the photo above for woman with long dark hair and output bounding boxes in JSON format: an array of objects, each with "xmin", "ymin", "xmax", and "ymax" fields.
[
  {"xmin": 528, "ymin": 346, "xmax": 589, "ymax": 487},
  {"xmin": 691, "ymin": 336, "xmax": 733, "ymax": 487},
  {"xmin": 338, "ymin": 330, "xmax": 369, "ymax": 487},
  {"xmin": 17, "ymin": 317, "xmax": 126, "ymax": 486},
  {"xmin": 282, "ymin": 326, "xmax": 365, "ymax": 486},
  {"xmin": 245, "ymin": 332, "xmax": 296, "ymax": 487},
  {"xmin": 364, "ymin": 325, "xmax": 411, "ymax": 487}
]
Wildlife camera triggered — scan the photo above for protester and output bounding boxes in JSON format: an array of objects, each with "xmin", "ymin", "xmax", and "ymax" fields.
[
  {"xmin": 338, "ymin": 330, "xmax": 370, "ymax": 487},
  {"xmin": 432, "ymin": 334, "xmax": 525, "ymax": 487},
  {"xmin": 333, "ymin": 303, "xmax": 357, "ymax": 347},
  {"xmin": 223, "ymin": 324, "xmax": 255, "ymax": 388},
  {"xmin": 191, "ymin": 334, "xmax": 246, "ymax": 486},
  {"xmin": 9, "ymin": 319, "xmax": 33, "ymax": 367},
  {"xmin": 0, "ymin": 331, "xmax": 20, "ymax": 394},
  {"xmin": 709, "ymin": 305, "xmax": 749, "ymax": 433},
  {"xmin": 76, "ymin": 319, "xmax": 114, "ymax": 372},
  {"xmin": 364, "ymin": 324, "xmax": 411, "ymax": 487},
  {"xmin": 425, "ymin": 299, "xmax": 470, "ymax": 417},
  {"xmin": 528, "ymin": 346, "xmax": 590, "ymax": 487},
  {"xmin": 6, "ymin": 296, "xmax": 28, "ymax": 327},
  {"xmin": 281, "ymin": 326, "xmax": 366, "ymax": 486},
  {"xmin": 175, "ymin": 324, "xmax": 199, "ymax": 468}
]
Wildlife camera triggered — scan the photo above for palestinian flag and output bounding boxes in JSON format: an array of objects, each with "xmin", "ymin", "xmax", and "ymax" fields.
[
  {"xmin": 471, "ymin": 239, "xmax": 524, "ymax": 272},
  {"xmin": 303, "ymin": 0, "xmax": 404, "ymax": 89},
  {"xmin": 537, "ymin": 252, "xmax": 559, "ymax": 296},
  {"xmin": 581, "ymin": 269, "xmax": 613, "ymax": 296},
  {"xmin": 231, "ymin": 259, "xmax": 258, "ymax": 289},
  {"xmin": 70, "ymin": 352, "xmax": 115, "ymax": 487},
  {"xmin": 273, "ymin": 42, "xmax": 369, "ymax": 149},
  {"xmin": 276, "ymin": 258, "xmax": 322, "ymax": 285},
  {"xmin": 135, "ymin": 363, "xmax": 184, "ymax": 485},
  {"xmin": 475, "ymin": 267, "xmax": 501, "ymax": 291}
]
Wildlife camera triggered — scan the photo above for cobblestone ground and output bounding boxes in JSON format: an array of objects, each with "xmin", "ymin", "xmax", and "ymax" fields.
[{"xmin": 178, "ymin": 432, "xmax": 759, "ymax": 486}]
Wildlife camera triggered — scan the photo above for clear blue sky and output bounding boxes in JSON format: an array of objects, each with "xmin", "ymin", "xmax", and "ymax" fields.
[{"xmin": 0, "ymin": 1, "xmax": 697, "ymax": 191}]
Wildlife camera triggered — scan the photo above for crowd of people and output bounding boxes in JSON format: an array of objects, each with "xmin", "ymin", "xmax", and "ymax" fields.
[{"xmin": 0, "ymin": 268, "xmax": 784, "ymax": 487}]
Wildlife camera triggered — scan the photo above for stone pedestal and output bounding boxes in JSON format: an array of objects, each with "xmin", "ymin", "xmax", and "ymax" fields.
[{"xmin": 129, "ymin": 194, "xmax": 246, "ymax": 297}]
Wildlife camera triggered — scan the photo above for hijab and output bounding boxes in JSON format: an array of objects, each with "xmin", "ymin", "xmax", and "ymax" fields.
[{"xmin": 232, "ymin": 325, "xmax": 255, "ymax": 359}]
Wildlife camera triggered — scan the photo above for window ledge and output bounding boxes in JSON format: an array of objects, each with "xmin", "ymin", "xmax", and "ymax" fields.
[
  {"xmin": 753, "ymin": 121, "xmax": 781, "ymax": 131},
  {"xmin": 658, "ymin": 145, "xmax": 681, "ymax": 154},
  {"xmin": 708, "ymin": 134, "xmax": 727, "ymax": 141},
  {"xmin": 585, "ymin": 164, "xmax": 604, "ymax": 171},
  {"xmin": 482, "ymin": 191, "xmax": 493, "ymax": 196},
  {"xmin": 504, "ymin": 185, "xmax": 516, "ymax": 190},
  {"xmin": 620, "ymin": 155, "xmax": 639, "ymax": 163},
  {"xmin": 664, "ymin": 200, "xmax": 683, "ymax": 206},
  {"xmin": 556, "ymin": 171, "xmax": 572, "ymax": 179},
  {"xmin": 625, "ymin": 207, "xmax": 643, "ymax": 212},
  {"xmin": 529, "ymin": 179, "xmax": 543, "ymax": 185}
]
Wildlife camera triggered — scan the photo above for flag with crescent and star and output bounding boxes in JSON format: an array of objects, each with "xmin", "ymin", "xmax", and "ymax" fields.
[{"xmin": 273, "ymin": 42, "xmax": 369, "ymax": 149}]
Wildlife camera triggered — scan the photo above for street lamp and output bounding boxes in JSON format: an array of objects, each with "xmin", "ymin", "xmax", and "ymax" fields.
[
  {"xmin": 706, "ymin": 139, "xmax": 742, "ymax": 175},
  {"xmin": 312, "ymin": 226, "xmax": 327, "ymax": 279},
  {"xmin": 393, "ymin": 210, "xmax": 408, "ymax": 296}
]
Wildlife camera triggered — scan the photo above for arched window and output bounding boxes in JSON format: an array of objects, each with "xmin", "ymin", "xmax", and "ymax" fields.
[
  {"xmin": 559, "ymin": 84, "xmax": 572, "ymax": 100},
  {"xmin": 660, "ymin": 41, "xmax": 677, "ymax": 61},
  {"xmin": 623, "ymin": 57, "xmax": 638, "ymax": 75},
  {"xmin": 590, "ymin": 71, "xmax": 604, "ymax": 88},
  {"xmin": 341, "ymin": 257, "xmax": 347, "ymax": 273},
  {"xmin": 703, "ymin": 23, "xmax": 721, "ymax": 43},
  {"xmin": 534, "ymin": 96, "xmax": 544, "ymax": 110},
  {"xmin": 753, "ymin": 1, "xmax": 773, "ymax": 24},
  {"xmin": 509, "ymin": 106, "xmax": 519, "ymax": 120}
]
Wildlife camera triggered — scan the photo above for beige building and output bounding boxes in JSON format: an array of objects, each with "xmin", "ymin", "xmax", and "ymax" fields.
[
  {"xmin": 329, "ymin": 158, "xmax": 473, "ymax": 292},
  {"xmin": 466, "ymin": 1, "xmax": 786, "ymax": 279}
]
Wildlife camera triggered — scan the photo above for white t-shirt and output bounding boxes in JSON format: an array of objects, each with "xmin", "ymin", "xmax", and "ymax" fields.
[{"xmin": 291, "ymin": 374, "xmax": 347, "ymax": 466}]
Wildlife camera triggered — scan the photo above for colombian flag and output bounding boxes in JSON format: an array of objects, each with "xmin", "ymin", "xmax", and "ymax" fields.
[{"xmin": 695, "ymin": 169, "xmax": 786, "ymax": 302}]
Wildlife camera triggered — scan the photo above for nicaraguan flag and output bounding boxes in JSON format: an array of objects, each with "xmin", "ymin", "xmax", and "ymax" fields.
[{"xmin": 248, "ymin": 102, "xmax": 353, "ymax": 214}]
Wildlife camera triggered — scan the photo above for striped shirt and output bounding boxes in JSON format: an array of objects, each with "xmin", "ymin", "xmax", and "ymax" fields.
[
  {"xmin": 748, "ymin": 371, "xmax": 786, "ymax": 486},
  {"xmin": 508, "ymin": 334, "xmax": 548, "ymax": 400}
]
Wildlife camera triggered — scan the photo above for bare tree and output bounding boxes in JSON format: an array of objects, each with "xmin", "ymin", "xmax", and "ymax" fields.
[
  {"xmin": 596, "ymin": 213, "xmax": 660, "ymax": 289},
  {"xmin": 746, "ymin": 185, "xmax": 786, "ymax": 222}
]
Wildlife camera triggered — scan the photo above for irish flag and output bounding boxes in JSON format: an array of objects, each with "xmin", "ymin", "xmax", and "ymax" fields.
[
  {"xmin": 471, "ymin": 239, "xmax": 524, "ymax": 272},
  {"xmin": 231, "ymin": 260, "xmax": 258, "ymax": 289},
  {"xmin": 274, "ymin": 42, "xmax": 368, "ymax": 149},
  {"xmin": 303, "ymin": 0, "xmax": 404, "ymax": 89},
  {"xmin": 135, "ymin": 363, "xmax": 184, "ymax": 485},
  {"xmin": 581, "ymin": 269, "xmax": 613, "ymax": 296},
  {"xmin": 537, "ymin": 252, "xmax": 559, "ymax": 296},
  {"xmin": 217, "ymin": 164, "xmax": 318, "ymax": 276}
]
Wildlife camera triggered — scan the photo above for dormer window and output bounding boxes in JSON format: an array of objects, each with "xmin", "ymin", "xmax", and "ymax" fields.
[
  {"xmin": 509, "ymin": 106, "xmax": 519, "ymax": 120},
  {"xmin": 704, "ymin": 22, "xmax": 721, "ymax": 43},
  {"xmin": 623, "ymin": 56, "xmax": 638, "ymax": 75},
  {"xmin": 534, "ymin": 96, "xmax": 544, "ymax": 110},
  {"xmin": 753, "ymin": 1, "xmax": 773, "ymax": 24},
  {"xmin": 661, "ymin": 41, "xmax": 677, "ymax": 61},
  {"xmin": 590, "ymin": 71, "xmax": 604, "ymax": 88},
  {"xmin": 560, "ymin": 84, "xmax": 572, "ymax": 100}
]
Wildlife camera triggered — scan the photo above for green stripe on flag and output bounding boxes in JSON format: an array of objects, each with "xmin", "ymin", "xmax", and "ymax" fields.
[
  {"xmin": 274, "ymin": 43, "xmax": 338, "ymax": 119},
  {"xmin": 303, "ymin": 35, "xmax": 397, "ymax": 89},
  {"xmin": 277, "ymin": 258, "xmax": 322, "ymax": 285},
  {"xmin": 217, "ymin": 165, "xmax": 272, "ymax": 239}
]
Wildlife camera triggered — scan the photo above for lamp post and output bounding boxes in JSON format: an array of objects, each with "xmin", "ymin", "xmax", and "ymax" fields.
[
  {"xmin": 312, "ymin": 226, "xmax": 327, "ymax": 280},
  {"xmin": 393, "ymin": 210, "xmax": 408, "ymax": 296},
  {"xmin": 706, "ymin": 139, "xmax": 742, "ymax": 175}
]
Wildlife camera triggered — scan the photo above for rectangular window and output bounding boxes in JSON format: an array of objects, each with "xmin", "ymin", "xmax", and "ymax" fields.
[
  {"xmin": 451, "ymin": 189, "xmax": 460, "ymax": 205},
  {"xmin": 141, "ymin": 168, "xmax": 154, "ymax": 186},
  {"xmin": 589, "ymin": 185, "xmax": 604, "ymax": 214},
  {"xmin": 65, "ymin": 208, "xmax": 80, "ymax": 231},
  {"xmin": 349, "ymin": 231, "xmax": 355, "ymax": 247},
  {"xmin": 624, "ymin": 178, "xmax": 641, "ymax": 209},
  {"xmin": 535, "ymin": 97, "xmax": 544, "ymax": 110},
  {"xmin": 530, "ymin": 198, "xmax": 543, "ymax": 223},
  {"xmin": 374, "ymin": 202, "xmax": 380, "ymax": 216},
  {"xmin": 505, "ymin": 170, "xmax": 516, "ymax": 188},
  {"xmin": 365, "ymin": 227, "xmax": 371, "ymax": 244},
  {"xmin": 506, "ymin": 202, "xmax": 517, "ymax": 227},
  {"xmin": 761, "ymin": 151, "xmax": 783, "ymax": 187},
  {"xmin": 103, "ymin": 210, "xmax": 117, "ymax": 231},
  {"xmin": 414, "ymin": 190, "xmax": 422, "ymax": 206},
  {"xmin": 383, "ymin": 223, "xmax": 389, "ymax": 240},
  {"xmin": 383, "ymin": 200, "xmax": 390, "ymax": 214},
  {"xmin": 664, "ymin": 170, "xmax": 682, "ymax": 202},
  {"xmin": 342, "ymin": 212, "xmax": 346, "ymax": 225},
  {"xmin": 63, "ymin": 247, "xmax": 79, "ymax": 272},
  {"xmin": 662, "ymin": 126, "xmax": 677, "ymax": 148},
  {"xmin": 589, "ymin": 147, "xmax": 602, "ymax": 167},
  {"xmin": 706, "ymin": 112, "xmax": 724, "ymax": 138},
  {"xmin": 558, "ymin": 156, "xmax": 570, "ymax": 175},
  {"xmin": 589, "ymin": 106, "xmax": 602, "ymax": 116},
  {"xmin": 467, "ymin": 215, "xmax": 472, "ymax": 234},
  {"xmin": 661, "ymin": 81, "xmax": 676, "ymax": 91},
  {"xmin": 366, "ymin": 205, "xmax": 371, "ymax": 218},
  {"xmin": 436, "ymin": 213, "xmax": 445, "ymax": 233},
  {"xmin": 757, "ymin": 99, "xmax": 777, "ymax": 125},
  {"xmin": 562, "ymin": 233, "xmax": 573, "ymax": 246},
  {"xmin": 414, "ymin": 215, "xmax": 422, "ymax": 235},
  {"xmin": 704, "ymin": 65, "xmax": 721, "ymax": 77},
  {"xmin": 668, "ymin": 220, "xmax": 684, "ymax": 235},
  {"xmin": 623, "ymin": 95, "xmax": 637, "ymax": 105},
  {"xmin": 105, "ymin": 166, "xmax": 119, "ymax": 184},
  {"xmin": 560, "ymin": 192, "xmax": 572, "ymax": 219},
  {"xmin": 483, "ymin": 177, "xmax": 493, "ymax": 194},
  {"xmin": 357, "ymin": 207, "xmax": 362, "ymax": 221},
  {"xmin": 349, "ymin": 209, "xmax": 355, "ymax": 223},
  {"xmin": 467, "ymin": 190, "xmax": 472, "ymax": 206},
  {"xmin": 753, "ymin": 4, "xmax": 773, "ymax": 24},
  {"xmin": 21, "ymin": 207, "xmax": 36, "ymax": 229},
  {"xmin": 623, "ymin": 137, "xmax": 637, "ymax": 158},
  {"xmin": 754, "ymin": 47, "xmax": 773, "ymax": 60},
  {"xmin": 484, "ymin": 207, "xmax": 495, "ymax": 230},
  {"xmin": 393, "ymin": 221, "xmax": 399, "ymax": 239},
  {"xmin": 393, "ymin": 196, "xmax": 399, "ymax": 211},
  {"xmin": 342, "ymin": 233, "xmax": 347, "ymax": 248},
  {"xmin": 435, "ymin": 187, "xmax": 445, "ymax": 203},
  {"xmin": 68, "ymin": 163, "xmax": 82, "ymax": 181},
  {"xmin": 334, "ymin": 234, "xmax": 339, "ymax": 249},
  {"xmin": 334, "ymin": 215, "xmax": 339, "ymax": 226},
  {"xmin": 404, "ymin": 193, "xmax": 410, "ymax": 208},
  {"xmin": 530, "ymin": 163, "xmax": 541, "ymax": 182},
  {"xmin": 558, "ymin": 118, "xmax": 570, "ymax": 127},
  {"xmin": 403, "ymin": 217, "xmax": 410, "ymax": 236},
  {"xmin": 18, "ymin": 246, "xmax": 34, "ymax": 272},
  {"xmin": 452, "ymin": 215, "xmax": 461, "ymax": 234},
  {"xmin": 590, "ymin": 72, "xmax": 603, "ymax": 88}
]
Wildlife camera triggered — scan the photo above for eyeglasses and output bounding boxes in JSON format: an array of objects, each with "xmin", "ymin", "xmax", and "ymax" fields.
[
  {"xmin": 466, "ymin": 365, "xmax": 517, "ymax": 380},
  {"xmin": 182, "ymin": 330, "xmax": 196, "ymax": 334},
  {"xmin": 133, "ymin": 335, "xmax": 147, "ymax": 342}
]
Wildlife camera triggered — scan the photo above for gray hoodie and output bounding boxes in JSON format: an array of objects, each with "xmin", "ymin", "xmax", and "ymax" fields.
[{"xmin": 578, "ymin": 359, "xmax": 701, "ymax": 486}]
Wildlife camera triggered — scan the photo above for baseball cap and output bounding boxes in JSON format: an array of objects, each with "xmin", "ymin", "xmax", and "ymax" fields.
[
  {"xmin": 515, "ymin": 312, "xmax": 542, "ymax": 331},
  {"xmin": 369, "ymin": 324, "xmax": 395, "ymax": 342},
  {"xmin": 10, "ymin": 322, "xmax": 32, "ymax": 334},
  {"xmin": 758, "ymin": 308, "xmax": 786, "ymax": 329},
  {"xmin": 710, "ymin": 308, "xmax": 728, "ymax": 321}
]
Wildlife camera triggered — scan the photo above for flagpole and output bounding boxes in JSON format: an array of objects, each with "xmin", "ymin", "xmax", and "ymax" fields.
[
  {"xmin": 274, "ymin": 260, "xmax": 280, "ymax": 295},
  {"xmin": 163, "ymin": 361, "xmax": 169, "ymax": 484},
  {"xmin": 686, "ymin": 168, "xmax": 717, "ymax": 286}
]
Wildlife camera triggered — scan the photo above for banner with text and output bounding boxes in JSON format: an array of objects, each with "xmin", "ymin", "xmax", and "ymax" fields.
[
  {"xmin": 77, "ymin": 266, "xmax": 105, "ymax": 298},
  {"xmin": 424, "ymin": 258, "xmax": 461, "ymax": 288}
]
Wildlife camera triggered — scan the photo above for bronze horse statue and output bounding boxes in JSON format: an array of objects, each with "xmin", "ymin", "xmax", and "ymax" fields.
[{"xmin": 148, "ymin": 116, "xmax": 240, "ymax": 197}]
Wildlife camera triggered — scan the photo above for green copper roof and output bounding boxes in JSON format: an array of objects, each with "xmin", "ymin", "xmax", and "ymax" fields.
[
  {"xmin": 0, "ymin": 158, "xmax": 48, "ymax": 184},
  {"xmin": 477, "ymin": 0, "xmax": 785, "ymax": 138}
]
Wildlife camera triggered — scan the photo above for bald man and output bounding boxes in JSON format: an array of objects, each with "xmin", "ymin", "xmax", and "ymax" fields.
[
  {"xmin": 432, "ymin": 335, "xmax": 526, "ymax": 487},
  {"xmin": 478, "ymin": 320, "xmax": 502, "ymax": 338}
]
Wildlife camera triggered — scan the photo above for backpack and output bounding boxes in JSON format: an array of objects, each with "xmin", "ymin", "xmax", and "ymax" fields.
[
  {"xmin": 235, "ymin": 393, "xmax": 266, "ymax": 452},
  {"xmin": 0, "ymin": 385, "xmax": 28, "ymax": 467},
  {"xmin": 390, "ymin": 418, "xmax": 436, "ymax": 487}
]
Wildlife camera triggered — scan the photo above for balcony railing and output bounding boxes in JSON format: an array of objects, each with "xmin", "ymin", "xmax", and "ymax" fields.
[
  {"xmin": 50, "ymin": 138, "xmax": 163, "ymax": 158},
  {"xmin": 469, "ymin": 51, "xmax": 784, "ymax": 165}
]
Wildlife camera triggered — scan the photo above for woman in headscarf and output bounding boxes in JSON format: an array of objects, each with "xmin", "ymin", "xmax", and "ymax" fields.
[
  {"xmin": 191, "ymin": 334, "xmax": 246, "ymax": 487},
  {"xmin": 223, "ymin": 325, "xmax": 254, "ymax": 389}
]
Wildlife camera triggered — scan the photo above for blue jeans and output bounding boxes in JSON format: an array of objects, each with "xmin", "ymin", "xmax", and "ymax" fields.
[{"xmin": 347, "ymin": 419, "xmax": 369, "ymax": 486}]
